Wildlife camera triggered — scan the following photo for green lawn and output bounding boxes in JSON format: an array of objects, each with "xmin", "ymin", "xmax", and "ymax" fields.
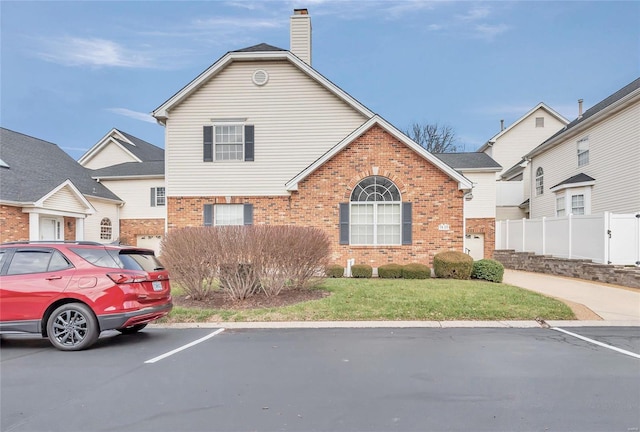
[{"xmin": 162, "ymin": 278, "xmax": 575, "ymax": 322}]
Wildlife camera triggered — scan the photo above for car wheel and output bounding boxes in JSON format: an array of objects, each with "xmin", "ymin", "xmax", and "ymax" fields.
[
  {"xmin": 47, "ymin": 303, "xmax": 100, "ymax": 351},
  {"xmin": 116, "ymin": 323, "xmax": 148, "ymax": 335}
]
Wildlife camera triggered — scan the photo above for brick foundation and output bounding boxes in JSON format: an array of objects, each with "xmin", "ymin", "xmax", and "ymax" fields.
[
  {"xmin": 167, "ymin": 125, "xmax": 465, "ymax": 267},
  {"xmin": 1, "ymin": 205, "xmax": 29, "ymax": 242},
  {"xmin": 494, "ymin": 250, "xmax": 640, "ymax": 289},
  {"xmin": 119, "ymin": 219, "xmax": 165, "ymax": 245}
]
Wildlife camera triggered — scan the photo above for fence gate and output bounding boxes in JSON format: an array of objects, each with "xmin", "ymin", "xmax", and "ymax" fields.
[{"xmin": 608, "ymin": 213, "xmax": 640, "ymax": 265}]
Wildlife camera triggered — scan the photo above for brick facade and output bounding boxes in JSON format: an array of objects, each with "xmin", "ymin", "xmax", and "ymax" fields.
[
  {"xmin": 119, "ymin": 218, "xmax": 165, "ymax": 245},
  {"xmin": 1, "ymin": 205, "xmax": 29, "ymax": 242},
  {"xmin": 167, "ymin": 125, "xmax": 465, "ymax": 267},
  {"xmin": 465, "ymin": 217, "xmax": 496, "ymax": 259}
]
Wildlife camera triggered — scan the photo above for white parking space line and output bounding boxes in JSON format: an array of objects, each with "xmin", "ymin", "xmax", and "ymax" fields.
[
  {"xmin": 144, "ymin": 328, "xmax": 225, "ymax": 364},
  {"xmin": 552, "ymin": 327, "xmax": 640, "ymax": 359}
]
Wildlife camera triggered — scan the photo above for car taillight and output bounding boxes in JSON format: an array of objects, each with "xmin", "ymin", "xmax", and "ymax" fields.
[{"xmin": 107, "ymin": 272, "xmax": 148, "ymax": 284}]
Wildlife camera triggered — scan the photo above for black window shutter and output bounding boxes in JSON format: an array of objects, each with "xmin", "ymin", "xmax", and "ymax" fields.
[
  {"xmin": 203, "ymin": 126, "xmax": 213, "ymax": 162},
  {"xmin": 339, "ymin": 203, "xmax": 349, "ymax": 245},
  {"xmin": 243, "ymin": 204, "xmax": 254, "ymax": 225},
  {"xmin": 244, "ymin": 125, "xmax": 254, "ymax": 162},
  {"xmin": 150, "ymin": 188, "xmax": 156, "ymax": 207},
  {"xmin": 203, "ymin": 204, "xmax": 213, "ymax": 226},
  {"xmin": 402, "ymin": 202, "xmax": 412, "ymax": 245}
]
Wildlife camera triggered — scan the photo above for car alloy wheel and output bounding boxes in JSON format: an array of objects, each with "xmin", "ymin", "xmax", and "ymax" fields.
[{"xmin": 47, "ymin": 303, "xmax": 100, "ymax": 351}]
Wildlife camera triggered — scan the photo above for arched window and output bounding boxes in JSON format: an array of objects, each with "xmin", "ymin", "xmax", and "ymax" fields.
[
  {"xmin": 100, "ymin": 218, "xmax": 112, "ymax": 241},
  {"xmin": 350, "ymin": 176, "xmax": 401, "ymax": 245},
  {"xmin": 535, "ymin": 167, "xmax": 544, "ymax": 196}
]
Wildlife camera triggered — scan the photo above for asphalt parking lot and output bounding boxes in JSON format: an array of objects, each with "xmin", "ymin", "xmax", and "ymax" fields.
[{"xmin": 1, "ymin": 326, "xmax": 639, "ymax": 432}]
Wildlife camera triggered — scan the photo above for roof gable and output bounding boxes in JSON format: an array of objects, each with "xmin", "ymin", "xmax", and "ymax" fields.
[
  {"xmin": 0, "ymin": 128, "xmax": 121, "ymax": 204},
  {"xmin": 285, "ymin": 116, "xmax": 473, "ymax": 191},
  {"xmin": 527, "ymin": 77, "xmax": 640, "ymax": 158},
  {"xmin": 78, "ymin": 128, "xmax": 163, "ymax": 167},
  {"xmin": 478, "ymin": 103, "xmax": 569, "ymax": 152},
  {"xmin": 152, "ymin": 48, "xmax": 374, "ymax": 123},
  {"xmin": 38, "ymin": 180, "xmax": 95, "ymax": 215}
]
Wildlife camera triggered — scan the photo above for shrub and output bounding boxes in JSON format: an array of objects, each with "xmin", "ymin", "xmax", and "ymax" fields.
[
  {"xmin": 402, "ymin": 263, "xmax": 431, "ymax": 279},
  {"xmin": 377, "ymin": 264, "xmax": 403, "ymax": 279},
  {"xmin": 160, "ymin": 227, "xmax": 217, "ymax": 300},
  {"xmin": 471, "ymin": 259, "xmax": 505, "ymax": 283},
  {"xmin": 162, "ymin": 225, "xmax": 331, "ymax": 301},
  {"xmin": 351, "ymin": 264, "xmax": 373, "ymax": 278},
  {"xmin": 433, "ymin": 251, "xmax": 473, "ymax": 280},
  {"xmin": 326, "ymin": 265, "xmax": 345, "ymax": 278}
]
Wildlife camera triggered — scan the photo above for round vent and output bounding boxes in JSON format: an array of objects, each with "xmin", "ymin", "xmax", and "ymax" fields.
[{"xmin": 252, "ymin": 69, "xmax": 269, "ymax": 86}]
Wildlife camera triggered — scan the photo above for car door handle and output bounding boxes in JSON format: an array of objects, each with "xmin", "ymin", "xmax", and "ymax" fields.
[{"xmin": 45, "ymin": 276, "xmax": 62, "ymax": 280}]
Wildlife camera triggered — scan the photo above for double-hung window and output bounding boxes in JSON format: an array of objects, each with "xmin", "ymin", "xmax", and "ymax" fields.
[
  {"xmin": 535, "ymin": 167, "xmax": 544, "ymax": 196},
  {"xmin": 150, "ymin": 187, "xmax": 165, "ymax": 207},
  {"xmin": 214, "ymin": 204, "xmax": 244, "ymax": 226},
  {"xmin": 556, "ymin": 195, "xmax": 565, "ymax": 217},
  {"xmin": 349, "ymin": 176, "xmax": 402, "ymax": 246},
  {"xmin": 577, "ymin": 137, "xmax": 589, "ymax": 167},
  {"xmin": 203, "ymin": 124, "xmax": 254, "ymax": 162},
  {"xmin": 571, "ymin": 194, "xmax": 585, "ymax": 215}
]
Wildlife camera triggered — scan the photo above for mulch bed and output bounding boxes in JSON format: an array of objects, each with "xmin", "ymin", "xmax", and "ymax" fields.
[{"xmin": 173, "ymin": 288, "xmax": 331, "ymax": 310}]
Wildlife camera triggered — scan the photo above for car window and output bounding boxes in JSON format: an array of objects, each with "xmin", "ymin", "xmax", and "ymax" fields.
[
  {"xmin": 5, "ymin": 249, "xmax": 73, "ymax": 275},
  {"xmin": 117, "ymin": 251, "xmax": 165, "ymax": 272},
  {"xmin": 70, "ymin": 247, "xmax": 121, "ymax": 269}
]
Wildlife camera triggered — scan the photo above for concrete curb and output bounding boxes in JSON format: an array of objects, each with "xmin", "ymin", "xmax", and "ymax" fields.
[{"xmin": 149, "ymin": 320, "xmax": 640, "ymax": 330}]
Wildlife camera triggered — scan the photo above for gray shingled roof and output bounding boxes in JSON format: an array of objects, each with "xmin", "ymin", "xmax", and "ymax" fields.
[
  {"xmin": 433, "ymin": 152, "xmax": 502, "ymax": 170},
  {"xmin": 114, "ymin": 129, "xmax": 164, "ymax": 162},
  {"xmin": 233, "ymin": 43, "xmax": 286, "ymax": 53},
  {"xmin": 551, "ymin": 173, "xmax": 596, "ymax": 190},
  {"xmin": 91, "ymin": 161, "xmax": 164, "ymax": 178},
  {"xmin": 528, "ymin": 77, "xmax": 640, "ymax": 156},
  {"xmin": 0, "ymin": 128, "xmax": 121, "ymax": 203}
]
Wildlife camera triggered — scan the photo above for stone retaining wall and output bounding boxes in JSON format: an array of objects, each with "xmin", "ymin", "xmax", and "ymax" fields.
[{"xmin": 493, "ymin": 250, "xmax": 640, "ymax": 289}]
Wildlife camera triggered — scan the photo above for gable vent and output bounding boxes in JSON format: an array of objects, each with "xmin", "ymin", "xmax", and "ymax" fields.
[{"xmin": 252, "ymin": 69, "xmax": 269, "ymax": 86}]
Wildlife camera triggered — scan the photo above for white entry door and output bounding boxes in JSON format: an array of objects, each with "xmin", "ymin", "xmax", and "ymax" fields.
[
  {"xmin": 466, "ymin": 233, "xmax": 485, "ymax": 261},
  {"xmin": 40, "ymin": 218, "xmax": 63, "ymax": 241}
]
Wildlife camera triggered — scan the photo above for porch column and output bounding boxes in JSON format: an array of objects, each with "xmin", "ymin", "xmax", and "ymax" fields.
[
  {"xmin": 29, "ymin": 212, "xmax": 39, "ymax": 241},
  {"xmin": 75, "ymin": 218, "xmax": 85, "ymax": 241}
]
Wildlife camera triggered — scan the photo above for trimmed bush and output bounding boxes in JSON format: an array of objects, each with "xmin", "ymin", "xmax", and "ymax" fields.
[
  {"xmin": 377, "ymin": 264, "xmax": 403, "ymax": 279},
  {"xmin": 402, "ymin": 263, "xmax": 431, "ymax": 279},
  {"xmin": 471, "ymin": 259, "xmax": 505, "ymax": 283},
  {"xmin": 326, "ymin": 265, "xmax": 345, "ymax": 278},
  {"xmin": 433, "ymin": 251, "xmax": 473, "ymax": 280},
  {"xmin": 351, "ymin": 264, "xmax": 373, "ymax": 278}
]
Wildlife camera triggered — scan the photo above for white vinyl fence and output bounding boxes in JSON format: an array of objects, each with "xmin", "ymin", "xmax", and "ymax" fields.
[{"xmin": 495, "ymin": 212, "xmax": 640, "ymax": 265}]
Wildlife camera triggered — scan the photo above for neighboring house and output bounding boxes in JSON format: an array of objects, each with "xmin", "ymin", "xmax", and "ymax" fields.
[
  {"xmin": 0, "ymin": 128, "xmax": 123, "ymax": 242},
  {"xmin": 79, "ymin": 129, "xmax": 166, "ymax": 253},
  {"xmin": 526, "ymin": 77, "xmax": 640, "ymax": 219},
  {"xmin": 478, "ymin": 103, "xmax": 569, "ymax": 220},
  {"xmin": 434, "ymin": 153, "xmax": 502, "ymax": 260},
  {"xmin": 152, "ymin": 9, "xmax": 484, "ymax": 267}
]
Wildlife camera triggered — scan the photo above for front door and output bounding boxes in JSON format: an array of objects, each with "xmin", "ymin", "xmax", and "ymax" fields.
[{"xmin": 40, "ymin": 218, "xmax": 63, "ymax": 241}]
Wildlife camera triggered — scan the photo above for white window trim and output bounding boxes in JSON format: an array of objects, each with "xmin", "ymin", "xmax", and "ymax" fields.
[
  {"xmin": 155, "ymin": 187, "xmax": 166, "ymax": 207},
  {"xmin": 349, "ymin": 202, "xmax": 402, "ymax": 246},
  {"xmin": 553, "ymin": 186, "xmax": 592, "ymax": 216},
  {"xmin": 555, "ymin": 194, "xmax": 565, "ymax": 217},
  {"xmin": 213, "ymin": 122, "xmax": 245, "ymax": 162},
  {"xmin": 535, "ymin": 167, "xmax": 544, "ymax": 196}
]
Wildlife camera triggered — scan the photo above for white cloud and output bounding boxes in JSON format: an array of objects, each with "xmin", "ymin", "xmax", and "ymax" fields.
[
  {"xmin": 474, "ymin": 23, "xmax": 510, "ymax": 40},
  {"xmin": 192, "ymin": 16, "xmax": 284, "ymax": 29},
  {"xmin": 107, "ymin": 108, "xmax": 156, "ymax": 124},
  {"xmin": 457, "ymin": 6, "xmax": 491, "ymax": 21},
  {"xmin": 37, "ymin": 37, "xmax": 155, "ymax": 68}
]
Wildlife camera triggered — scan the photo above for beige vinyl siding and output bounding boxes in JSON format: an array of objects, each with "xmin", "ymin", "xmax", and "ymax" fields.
[
  {"xmin": 84, "ymin": 199, "xmax": 119, "ymax": 242},
  {"xmin": 488, "ymin": 108, "xmax": 567, "ymax": 178},
  {"xmin": 43, "ymin": 186, "xmax": 87, "ymax": 213},
  {"xmin": 464, "ymin": 172, "xmax": 497, "ymax": 218},
  {"xmin": 290, "ymin": 16, "xmax": 311, "ymax": 65},
  {"xmin": 165, "ymin": 60, "xmax": 369, "ymax": 197},
  {"xmin": 101, "ymin": 179, "xmax": 166, "ymax": 219},
  {"xmin": 82, "ymin": 141, "xmax": 138, "ymax": 170},
  {"xmin": 530, "ymin": 102, "xmax": 640, "ymax": 218}
]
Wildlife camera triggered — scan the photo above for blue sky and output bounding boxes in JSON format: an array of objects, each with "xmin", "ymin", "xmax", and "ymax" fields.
[{"xmin": 1, "ymin": 1, "xmax": 638, "ymax": 159}]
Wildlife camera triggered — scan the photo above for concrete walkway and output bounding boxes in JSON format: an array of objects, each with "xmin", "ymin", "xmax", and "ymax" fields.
[{"xmin": 503, "ymin": 269, "xmax": 640, "ymax": 322}]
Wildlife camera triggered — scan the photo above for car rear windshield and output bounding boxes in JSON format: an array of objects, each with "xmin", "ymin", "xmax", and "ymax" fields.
[{"xmin": 70, "ymin": 248, "xmax": 165, "ymax": 271}]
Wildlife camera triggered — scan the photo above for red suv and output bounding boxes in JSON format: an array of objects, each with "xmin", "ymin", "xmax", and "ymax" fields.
[{"xmin": 0, "ymin": 241, "xmax": 172, "ymax": 351}]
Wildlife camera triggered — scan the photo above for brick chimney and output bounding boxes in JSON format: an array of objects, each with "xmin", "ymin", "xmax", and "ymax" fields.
[{"xmin": 290, "ymin": 8, "xmax": 312, "ymax": 65}]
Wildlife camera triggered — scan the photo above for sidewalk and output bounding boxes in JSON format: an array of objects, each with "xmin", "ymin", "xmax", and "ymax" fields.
[{"xmin": 503, "ymin": 269, "xmax": 640, "ymax": 322}]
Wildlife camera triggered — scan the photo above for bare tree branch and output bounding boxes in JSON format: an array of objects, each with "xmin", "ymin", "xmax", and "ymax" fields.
[{"xmin": 405, "ymin": 122, "xmax": 458, "ymax": 153}]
